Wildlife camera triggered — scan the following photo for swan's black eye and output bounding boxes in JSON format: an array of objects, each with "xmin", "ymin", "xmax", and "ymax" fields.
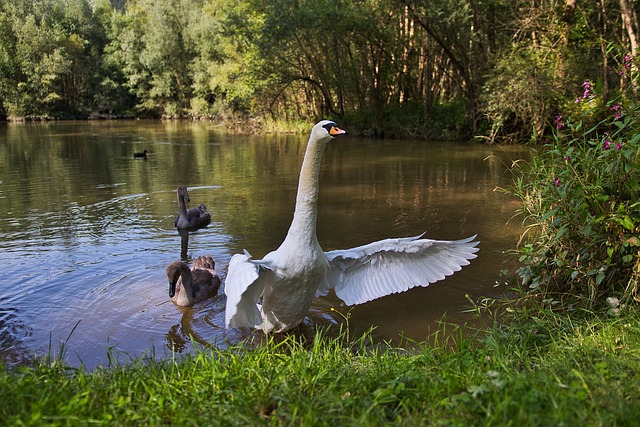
[{"xmin": 322, "ymin": 122, "xmax": 336, "ymax": 133}]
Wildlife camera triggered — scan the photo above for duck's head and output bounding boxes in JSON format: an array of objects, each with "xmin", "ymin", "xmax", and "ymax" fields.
[{"xmin": 311, "ymin": 120, "xmax": 348, "ymax": 144}]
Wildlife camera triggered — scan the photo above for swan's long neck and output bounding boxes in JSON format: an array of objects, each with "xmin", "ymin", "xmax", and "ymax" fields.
[
  {"xmin": 284, "ymin": 138, "xmax": 327, "ymax": 245},
  {"xmin": 179, "ymin": 264, "xmax": 194, "ymax": 297},
  {"xmin": 177, "ymin": 193, "xmax": 188, "ymax": 217}
]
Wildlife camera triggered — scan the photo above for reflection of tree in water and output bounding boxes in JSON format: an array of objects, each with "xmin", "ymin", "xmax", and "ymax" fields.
[{"xmin": 0, "ymin": 302, "xmax": 35, "ymax": 368}]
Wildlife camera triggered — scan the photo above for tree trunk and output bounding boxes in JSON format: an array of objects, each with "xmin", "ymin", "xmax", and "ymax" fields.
[
  {"xmin": 619, "ymin": 0, "xmax": 639, "ymax": 93},
  {"xmin": 401, "ymin": 0, "xmax": 478, "ymax": 133},
  {"xmin": 597, "ymin": 0, "xmax": 610, "ymax": 98},
  {"xmin": 619, "ymin": 0, "xmax": 639, "ymax": 58}
]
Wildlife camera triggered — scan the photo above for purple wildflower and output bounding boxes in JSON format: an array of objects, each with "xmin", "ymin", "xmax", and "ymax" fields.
[
  {"xmin": 603, "ymin": 139, "xmax": 612, "ymax": 150},
  {"xmin": 582, "ymin": 80, "xmax": 592, "ymax": 99},
  {"xmin": 611, "ymin": 104, "xmax": 623, "ymax": 119},
  {"xmin": 616, "ymin": 142, "xmax": 622, "ymax": 150},
  {"xmin": 553, "ymin": 177, "xmax": 560, "ymax": 186},
  {"xmin": 611, "ymin": 104, "xmax": 623, "ymax": 120},
  {"xmin": 564, "ymin": 156, "xmax": 569, "ymax": 162},
  {"xmin": 624, "ymin": 54, "xmax": 632, "ymax": 70},
  {"xmin": 554, "ymin": 114, "xmax": 564, "ymax": 129}
]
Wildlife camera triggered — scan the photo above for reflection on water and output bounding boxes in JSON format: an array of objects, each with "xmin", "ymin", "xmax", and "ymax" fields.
[
  {"xmin": 0, "ymin": 120, "xmax": 528, "ymax": 369},
  {"xmin": 179, "ymin": 230, "xmax": 190, "ymax": 260}
]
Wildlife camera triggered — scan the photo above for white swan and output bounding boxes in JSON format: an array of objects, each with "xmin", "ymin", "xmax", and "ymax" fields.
[
  {"xmin": 174, "ymin": 185, "xmax": 211, "ymax": 231},
  {"xmin": 224, "ymin": 120, "xmax": 479, "ymax": 333},
  {"xmin": 166, "ymin": 255, "xmax": 221, "ymax": 306}
]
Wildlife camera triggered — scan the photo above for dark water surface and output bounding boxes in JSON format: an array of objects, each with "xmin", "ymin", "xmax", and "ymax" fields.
[{"xmin": 0, "ymin": 120, "xmax": 528, "ymax": 369}]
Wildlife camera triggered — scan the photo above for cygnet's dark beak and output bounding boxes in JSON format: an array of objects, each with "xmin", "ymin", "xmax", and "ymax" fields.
[{"xmin": 169, "ymin": 280, "xmax": 176, "ymax": 298}]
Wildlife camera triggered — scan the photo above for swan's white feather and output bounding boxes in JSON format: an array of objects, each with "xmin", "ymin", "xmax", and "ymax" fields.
[
  {"xmin": 224, "ymin": 253, "xmax": 268, "ymax": 328},
  {"xmin": 324, "ymin": 234, "xmax": 479, "ymax": 306}
]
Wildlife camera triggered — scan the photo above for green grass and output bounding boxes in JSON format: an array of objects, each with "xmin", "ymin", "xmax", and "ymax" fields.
[{"xmin": 1, "ymin": 304, "xmax": 639, "ymax": 426}]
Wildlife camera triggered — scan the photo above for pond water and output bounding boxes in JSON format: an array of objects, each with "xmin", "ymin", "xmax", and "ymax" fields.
[{"xmin": 0, "ymin": 120, "xmax": 528, "ymax": 369}]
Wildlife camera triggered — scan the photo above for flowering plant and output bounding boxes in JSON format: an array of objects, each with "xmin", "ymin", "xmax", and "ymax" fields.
[{"xmin": 513, "ymin": 78, "xmax": 640, "ymax": 306}]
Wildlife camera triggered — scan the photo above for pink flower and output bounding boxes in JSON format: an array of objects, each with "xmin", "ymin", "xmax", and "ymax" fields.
[
  {"xmin": 616, "ymin": 142, "xmax": 622, "ymax": 150},
  {"xmin": 554, "ymin": 114, "xmax": 564, "ymax": 129},
  {"xmin": 624, "ymin": 54, "xmax": 632, "ymax": 70},
  {"xmin": 603, "ymin": 139, "xmax": 612, "ymax": 150},
  {"xmin": 554, "ymin": 177, "xmax": 560, "ymax": 186},
  {"xmin": 582, "ymin": 80, "xmax": 592, "ymax": 99},
  {"xmin": 611, "ymin": 104, "xmax": 623, "ymax": 119}
]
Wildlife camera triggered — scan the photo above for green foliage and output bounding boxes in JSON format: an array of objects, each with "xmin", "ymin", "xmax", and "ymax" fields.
[
  {"xmin": 2, "ymin": 308, "xmax": 640, "ymax": 425},
  {"xmin": 514, "ymin": 83, "xmax": 640, "ymax": 304},
  {"xmin": 480, "ymin": 0, "xmax": 638, "ymax": 142},
  {"xmin": 481, "ymin": 44, "xmax": 563, "ymax": 142},
  {"xmin": 470, "ymin": 298, "xmax": 640, "ymax": 425},
  {"xmin": 0, "ymin": 0, "xmax": 637, "ymax": 137},
  {"xmin": 103, "ymin": 0, "xmax": 253, "ymax": 118},
  {"xmin": 0, "ymin": 0, "xmax": 109, "ymax": 118},
  {"xmin": 345, "ymin": 99, "xmax": 469, "ymax": 139},
  {"xmin": 106, "ymin": 0, "xmax": 192, "ymax": 116}
]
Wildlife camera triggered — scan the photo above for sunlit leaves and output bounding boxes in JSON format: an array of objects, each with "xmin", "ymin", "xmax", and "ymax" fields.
[{"xmin": 0, "ymin": 0, "xmax": 106, "ymax": 117}]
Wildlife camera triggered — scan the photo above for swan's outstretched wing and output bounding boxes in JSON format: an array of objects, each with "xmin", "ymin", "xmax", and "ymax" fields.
[
  {"xmin": 324, "ymin": 234, "xmax": 479, "ymax": 306},
  {"xmin": 224, "ymin": 252, "xmax": 269, "ymax": 328}
]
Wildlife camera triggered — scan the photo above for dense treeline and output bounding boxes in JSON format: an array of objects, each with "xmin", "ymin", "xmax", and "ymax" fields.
[{"xmin": 0, "ymin": 0, "xmax": 638, "ymax": 140}]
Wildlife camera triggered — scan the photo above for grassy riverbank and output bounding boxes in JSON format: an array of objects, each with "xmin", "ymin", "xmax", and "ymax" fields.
[{"xmin": 1, "ymin": 299, "xmax": 639, "ymax": 426}]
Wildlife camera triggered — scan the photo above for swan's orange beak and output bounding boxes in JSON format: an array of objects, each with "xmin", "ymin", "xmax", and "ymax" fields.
[{"xmin": 329, "ymin": 125, "xmax": 348, "ymax": 136}]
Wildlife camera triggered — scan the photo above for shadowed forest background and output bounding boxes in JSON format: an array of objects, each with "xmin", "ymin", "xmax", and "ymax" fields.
[{"xmin": 0, "ymin": 0, "xmax": 638, "ymax": 141}]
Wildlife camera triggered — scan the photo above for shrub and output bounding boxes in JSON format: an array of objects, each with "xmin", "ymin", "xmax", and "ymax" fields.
[{"xmin": 513, "ymin": 81, "xmax": 640, "ymax": 306}]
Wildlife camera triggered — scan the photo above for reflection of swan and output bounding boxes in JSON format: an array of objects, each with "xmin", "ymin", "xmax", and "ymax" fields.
[
  {"xmin": 174, "ymin": 185, "xmax": 211, "ymax": 231},
  {"xmin": 133, "ymin": 149, "xmax": 148, "ymax": 158},
  {"xmin": 225, "ymin": 120, "xmax": 479, "ymax": 333},
  {"xmin": 166, "ymin": 255, "xmax": 221, "ymax": 306},
  {"xmin": 179, "ymin": 229, "xmax": 190, "ymax": 260}
]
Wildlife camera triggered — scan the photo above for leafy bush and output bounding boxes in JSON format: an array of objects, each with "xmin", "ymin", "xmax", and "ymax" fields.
[
  {"xmin": 513, "ymin": 81, "xmax": 640, "ymax": 306},
  {"xmin": 480, "ymin": 43, "xmax": 562, "ymax": 143}
]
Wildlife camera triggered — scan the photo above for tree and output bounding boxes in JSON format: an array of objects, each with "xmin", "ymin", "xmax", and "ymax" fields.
[
  {"xmin": 0, "ymin": 0, "xmax": 636, "ymax": 139},
  {"xmin": 106, "ymin": 0, "xmax": 196, "ymax": 116},
  {"xmin": 0, "ymin": 0, "xmax": 109, "ymax": 118}
]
